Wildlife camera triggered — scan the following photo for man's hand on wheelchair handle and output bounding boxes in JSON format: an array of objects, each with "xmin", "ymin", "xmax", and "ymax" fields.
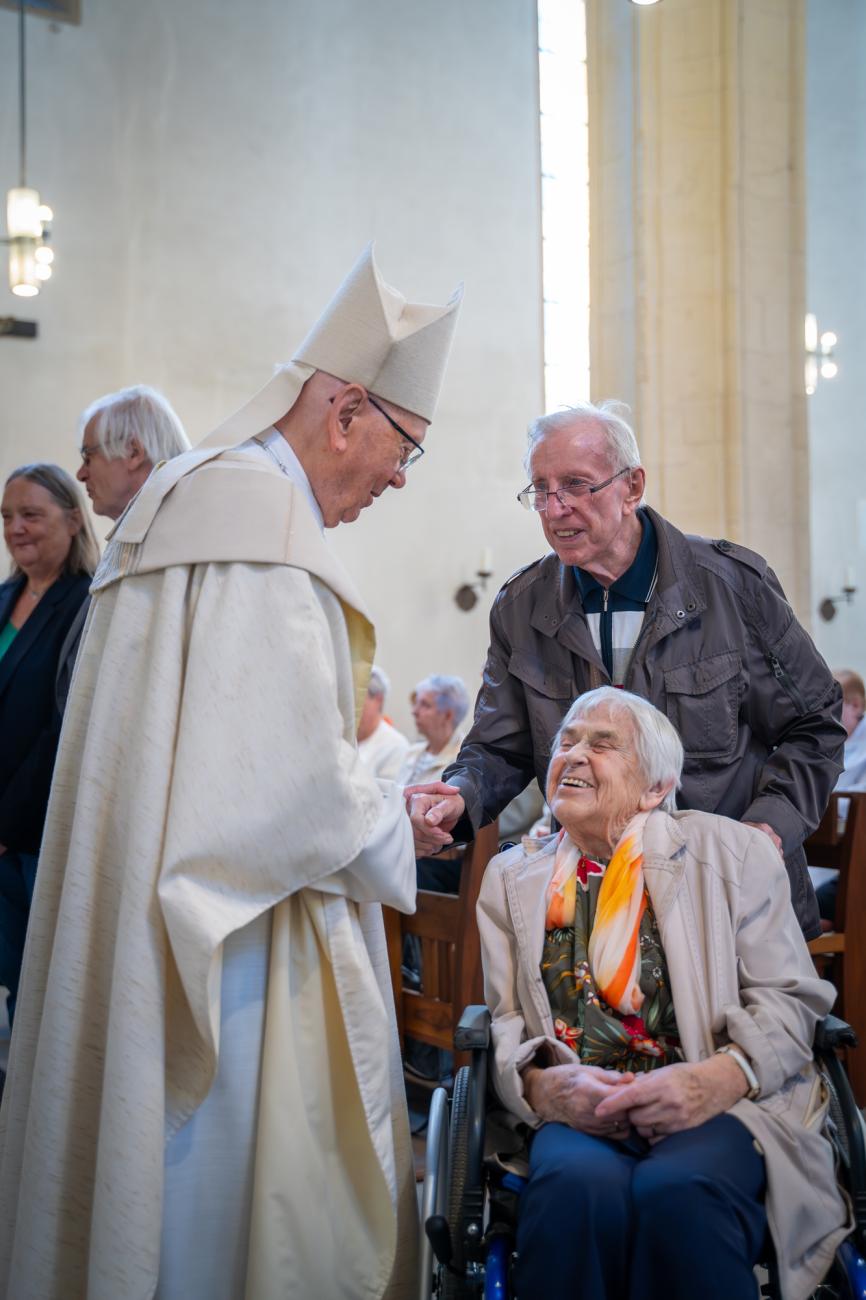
[
  {"xmin": 523, "ymin": 1062, "xmax": 635, "ymax": 1140},
  {"xmin": 405, "ymin": 782, "xmax": 466, "ymax": 854},
  {"xmin": 742, "ymin": 821, "xmax": 784, "ymax": 855}
]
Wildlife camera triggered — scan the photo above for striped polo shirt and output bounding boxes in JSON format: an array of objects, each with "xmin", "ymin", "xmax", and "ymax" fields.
[{"xmin": 573, "ymin": 509, "xmax": 659, "ymax": 685}]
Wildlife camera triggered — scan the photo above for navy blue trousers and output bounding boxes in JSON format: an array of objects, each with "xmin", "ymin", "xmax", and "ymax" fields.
[{"xmin": 515, "ymin": 1114, "xmax": 767, "ymax": 1300}]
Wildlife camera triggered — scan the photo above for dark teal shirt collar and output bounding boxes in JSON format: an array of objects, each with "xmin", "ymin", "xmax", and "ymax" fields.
[{"xmin": 573, "ymin": 508, "xmax": 658, "ymax": 607}]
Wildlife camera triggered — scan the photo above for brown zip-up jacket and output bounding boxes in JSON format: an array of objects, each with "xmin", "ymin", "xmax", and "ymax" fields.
[{"xmin": 444, "ymin": 507, "xmax": 845, "ymax": 938}]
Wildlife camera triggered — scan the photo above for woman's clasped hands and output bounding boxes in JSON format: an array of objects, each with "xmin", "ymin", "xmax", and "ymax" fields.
[
  {"xmin": 523, "ymin": 1062, "xmax": 636, "ymax": 1140},
  {"xmin": 525, "ymin": 1053, "xmax": 749, "ymax": 1144}
]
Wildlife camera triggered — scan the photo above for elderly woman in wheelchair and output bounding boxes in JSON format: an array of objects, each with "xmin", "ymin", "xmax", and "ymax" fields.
[{"xmin": 473, "ymin": 686, "xmax": 850, "ymax": 1300}]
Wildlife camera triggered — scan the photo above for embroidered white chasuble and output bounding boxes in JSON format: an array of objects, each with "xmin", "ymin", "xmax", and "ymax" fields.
[{"xmin": 0, "ymin": 447, "xmax": 418, "ymax": 1299}]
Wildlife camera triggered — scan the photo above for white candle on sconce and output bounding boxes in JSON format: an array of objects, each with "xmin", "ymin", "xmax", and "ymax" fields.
[
  {"xmin": 844, "ymin": 566, "xmax": 856, "ymax": 591},
  {"xmin": 479, "ymin": 546, "xmax": 493, "ymax": 575}
]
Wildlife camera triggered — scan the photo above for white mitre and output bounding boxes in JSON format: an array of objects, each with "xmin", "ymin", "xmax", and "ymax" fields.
[
  {"xmin": 197, "ymin": 244, "xmax": 462, "ymax": 452},
  {"xmin": 107, "ymin": 246, "xmax": 462, "ymax": 545}
]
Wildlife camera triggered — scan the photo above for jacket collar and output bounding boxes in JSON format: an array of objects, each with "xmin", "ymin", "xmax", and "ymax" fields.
[
  {"xmin": 0, "ymin": 572, "xmax": 82, "ymax": 701},
  {"xmin": 527, "ymin": 562, "xmax": 606, "ymax": 668},
  {"xmin": 511, "ymin": 810, "xmax": 688, "ymax": 864},
  {"xmin": 640, "ymin": 811, "xmax": 689, "ymax": 923},
  {"xmin": 643, "ymin": 507, "xmax": 707, "ymax": 643},
  {"xmin": 526, "ymin": 507, "xmax": 707, "ymax": 657},
  {"xmin": 505, "ymin": 811, "xmax": 689, "ymax": 912},
  {"xmin": 0, "ymin": 575, "xmax": 24, "ymax": 630}
]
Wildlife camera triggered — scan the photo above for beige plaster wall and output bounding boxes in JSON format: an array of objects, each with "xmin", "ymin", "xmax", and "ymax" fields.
[
  {"xmin": 0, "ymin": 0, "xmax": 545, "ymax": 734},
  {"xmin": 588, "ymin": 0, "xmax": 810, "ymax": 619}
]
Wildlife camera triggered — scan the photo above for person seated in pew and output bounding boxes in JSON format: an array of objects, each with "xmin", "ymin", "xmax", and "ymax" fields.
[
  {"xmin": 477, "ymin": 686, "xmax": 849, "ymax": 1300},
  {"xmin": 357, "ymin": 664, "xmax": 410, "ymax": 781},
  {"xmin": 399, "ymin": 673, "xmax": 469, "ymax": 892}
]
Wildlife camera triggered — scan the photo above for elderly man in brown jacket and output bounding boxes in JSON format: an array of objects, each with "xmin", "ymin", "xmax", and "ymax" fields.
[{"xmin": 407, "ymin": 400, "xmax": 844, "ymax": 938}]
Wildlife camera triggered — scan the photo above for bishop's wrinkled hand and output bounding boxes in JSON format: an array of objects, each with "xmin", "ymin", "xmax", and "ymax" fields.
[{"xmin": 405, "ymin": 782, "xmax": 465, "ymax": 853}]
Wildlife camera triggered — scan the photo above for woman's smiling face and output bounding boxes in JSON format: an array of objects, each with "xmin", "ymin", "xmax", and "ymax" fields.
[
  {"xmin": 547, "ymin": 706, "xmax": 653, "ymax": 855},
  {"xmin": 2, "ymin": 477, "xmax": 79, "ymax": 578}
]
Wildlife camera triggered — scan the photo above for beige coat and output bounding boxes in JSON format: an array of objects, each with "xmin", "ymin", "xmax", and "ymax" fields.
[
  {"xmin": 0, "ymin": 450, "xmax": 418, "ymax": 1300},
  {"xmin": 477, "ymin": 810, "xmax": 850, "ymax": 1300}
]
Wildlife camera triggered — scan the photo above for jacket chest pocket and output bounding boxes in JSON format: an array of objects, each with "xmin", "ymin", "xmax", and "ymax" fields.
[
  {"xmin": 663, "ymin": 650, "xmax": 742, "ymax": 760},
  {"xmin": 509, "ymin": 649, "xmax": 575, "ymax": 762}
]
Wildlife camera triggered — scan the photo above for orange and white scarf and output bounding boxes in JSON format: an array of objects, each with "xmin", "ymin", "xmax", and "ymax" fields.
[{"xmin": 545, "ymin": 811, "xmax": 651, "ymax": 1016}]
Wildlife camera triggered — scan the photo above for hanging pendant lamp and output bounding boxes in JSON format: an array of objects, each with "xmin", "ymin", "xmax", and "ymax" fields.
[{"xmin": 5, "ymin": 0, "xmax": 55, "ymax": 297}]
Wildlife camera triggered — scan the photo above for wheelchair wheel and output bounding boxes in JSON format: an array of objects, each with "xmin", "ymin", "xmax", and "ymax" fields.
[{"xmin": 442, "ymin": 1066, "xmax": 476, "ymax": 1298}]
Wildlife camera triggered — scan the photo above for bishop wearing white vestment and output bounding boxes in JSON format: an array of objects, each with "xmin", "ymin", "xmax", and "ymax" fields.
[{"xmin": 0, "ymin": 247, "xmax": 462, "ymax": 1300}]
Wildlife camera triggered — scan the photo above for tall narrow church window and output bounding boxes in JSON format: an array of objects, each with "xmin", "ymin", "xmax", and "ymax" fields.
[{"xmin": 538, "ymin": 0, "xmax": 590, "ymax": 410}]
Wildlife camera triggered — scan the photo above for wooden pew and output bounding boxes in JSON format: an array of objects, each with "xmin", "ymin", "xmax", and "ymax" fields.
[
  {"xmin": 384, "ymin": 820, "xmax": 501, "ymax": 1071},
  {"xmin": 806, "ymin": 791, "xmax": 866, "ymax": 1103}
]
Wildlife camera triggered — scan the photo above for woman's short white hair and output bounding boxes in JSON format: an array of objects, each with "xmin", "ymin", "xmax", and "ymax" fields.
[
  {"xmin": 550, "ymin": 687, "xmax": 683, "ymax": 814},
  {"xmin": 78, "ymin": 385, "xmax": 190, "ymax": 465},
  {"xmin": 414, "ymin": 674, "xmax": 470, "ymax": 727},
  {"xmin": 368, "ymin": 665, "xmax": 390, "ymax": 700},
  {"xmin": 524, "ymin": 399, "xmax": 641, "ymax": 477}
]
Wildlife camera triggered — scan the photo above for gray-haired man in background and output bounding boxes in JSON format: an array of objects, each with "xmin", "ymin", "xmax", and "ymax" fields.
[
  {"xmin": 77, "ymin": 384, "xmax": 190, "ymax": 521},
  {"xmin": 55, "ymin": 385, "xmax": 191, "ymax": 707}
]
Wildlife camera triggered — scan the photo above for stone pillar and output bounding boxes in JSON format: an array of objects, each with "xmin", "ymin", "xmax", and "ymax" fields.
[{"xmin": 587, "ymin": 0, "xmax": 809, "ymax": 618}]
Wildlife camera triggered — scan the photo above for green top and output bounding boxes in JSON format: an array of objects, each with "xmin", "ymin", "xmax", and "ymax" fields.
[
  {"xmin": 541, "ymin": 860, "xmax": 682, "ymax": 1074},
  {"xmin": 0, "ymin": 621, "xmax": 18, "ymax": 663}
]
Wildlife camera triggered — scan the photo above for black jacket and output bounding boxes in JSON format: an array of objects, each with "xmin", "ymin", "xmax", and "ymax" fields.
[
  {"xmin": 444, "ymin": 508, "xmax": 845, "ymax": 939},
  {"xmin": 0, "ymin": 572, "xmax": 92, "ymax": 854}
]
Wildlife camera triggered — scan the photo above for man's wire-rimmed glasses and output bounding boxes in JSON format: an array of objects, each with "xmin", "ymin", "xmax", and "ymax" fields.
[
  {"xmin": 516, "ymin": 466, "xmax": 633, "ymax": 513},
  {"xmin": 366, "ymin": 394, "xmax": 425, "ymax": 470}
]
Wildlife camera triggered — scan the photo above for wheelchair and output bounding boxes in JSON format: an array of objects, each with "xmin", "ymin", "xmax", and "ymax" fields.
[{"xmin": 419, "ymin": 1006, "xmax": 866, "ymax": 1300}]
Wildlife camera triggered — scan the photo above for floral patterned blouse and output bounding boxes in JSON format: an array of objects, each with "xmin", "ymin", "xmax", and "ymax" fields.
[{"xmin": 541, "ymin": 856, "xmax": 682, "ymax": 1072}]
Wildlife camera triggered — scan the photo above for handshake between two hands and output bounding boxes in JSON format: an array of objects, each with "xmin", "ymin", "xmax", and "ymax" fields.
[
  {"xmin": 522, "ymin": 1053, "xmax": 750, "ymax": 1144},
  {"xmin": 403, "ymin": 781, "xmax": 465, "ymax": 854}
]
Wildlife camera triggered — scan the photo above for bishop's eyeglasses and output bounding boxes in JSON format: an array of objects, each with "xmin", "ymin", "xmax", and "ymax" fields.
[
  {"xmin": 366, "ymin": 395, "xmax": 425, "ymax": 470},
  {"xmin": 516, "ymin": 467, "xmax": 633, "ymax": 513}
]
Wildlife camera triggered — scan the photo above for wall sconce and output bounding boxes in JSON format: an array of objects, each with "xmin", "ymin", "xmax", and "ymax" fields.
[
  {"xmin": 0, "ymin": 316, "xmax": 38, "ymax": 338},
  {"xmin": 3, "ymin": 2, "xmax": 55, "ymax": 298},
  {"xmin": 818, "ymin": 569, "xmax": 857, "ymax": 622},
  {"xmin": 455, "ymin": 548, "xmax": 494, "ymax": 612},
  {"xmin": 804, "ymin": 313, "xmax": 837, "ymax": 396}
]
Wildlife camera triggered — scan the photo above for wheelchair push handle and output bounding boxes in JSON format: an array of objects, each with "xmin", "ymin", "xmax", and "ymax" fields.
[{"xmin": 455, "ymin": 1004, "xmax": 491, "ymax": 1052}]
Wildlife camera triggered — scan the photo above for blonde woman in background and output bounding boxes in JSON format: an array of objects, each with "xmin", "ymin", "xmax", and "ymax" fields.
[{"xmin": 0, "ymin": 463, "xmax": 98, "ymax": 1022}]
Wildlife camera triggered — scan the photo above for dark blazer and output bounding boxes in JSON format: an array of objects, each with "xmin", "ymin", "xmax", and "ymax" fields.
[{"xmin": 0, "ymin": 572, "xmax": 92, "ymax": 854}]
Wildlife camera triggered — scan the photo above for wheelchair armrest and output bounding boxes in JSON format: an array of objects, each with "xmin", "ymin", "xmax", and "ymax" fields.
[
  {"xmin": 815, "ymin": 1014, "xmax": 858, "ymax": 1053},
  {"xmin": 455, "ymin": 1004, "xmax": 491, "ymax": 1052}
]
